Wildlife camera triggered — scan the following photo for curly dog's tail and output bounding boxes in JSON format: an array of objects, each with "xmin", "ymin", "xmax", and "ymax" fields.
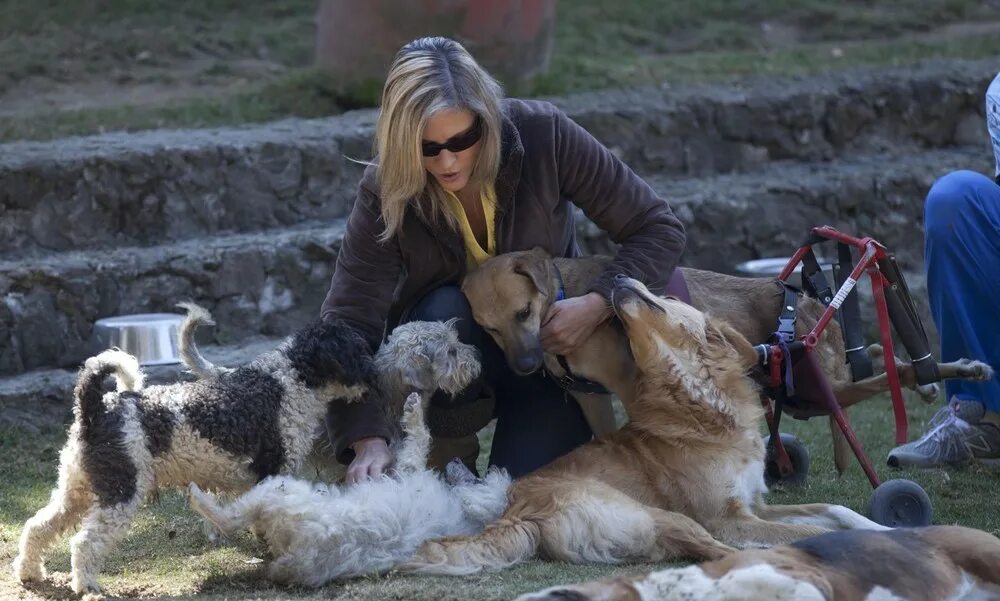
[
  {"xmin": 176, "ymin": 302, "xmax": 231, "ymax": 379},
  {"xmin": 75, "ymin": 349, "xmax": 144, "ymax": 427},
  {"xmin": 402, "ymin": 517, "xmax": 540, "ymax": 575}
]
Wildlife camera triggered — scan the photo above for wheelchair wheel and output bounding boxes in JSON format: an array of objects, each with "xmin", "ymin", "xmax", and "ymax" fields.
[
  {"xmin": 867, "ymin": 479, "xmax": 933, "ymax": 527},
  {"xmin": 763, "ymin": 433, "xmax": 810, "ymax": 487}
]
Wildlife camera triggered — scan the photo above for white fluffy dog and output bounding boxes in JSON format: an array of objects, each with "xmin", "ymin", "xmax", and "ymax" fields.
[{"xmin": 187, "ymin": 392, "xmax": 511, "ymax": 586}]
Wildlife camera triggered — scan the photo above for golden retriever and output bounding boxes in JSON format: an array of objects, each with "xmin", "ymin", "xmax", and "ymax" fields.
[
  {"xmin": 402, "ymin": 276, "xmax": 886, "ymax": 575},
  {"xmin": 462, "ymin": 249, "xmax": 993, "ymax": 470}
]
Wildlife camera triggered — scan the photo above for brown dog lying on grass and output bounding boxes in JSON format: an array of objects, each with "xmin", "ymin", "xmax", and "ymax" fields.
[
  {"xmin": 462, "ymin": 248, "xmax": 993, "ymax": 471},
  {"xmin": 516, "ymin": 525, "xmax": 1000, "ymax": 601},
  {"xmin": 402, "ymin": 276, "xmax": 887, "ymax": 576}
]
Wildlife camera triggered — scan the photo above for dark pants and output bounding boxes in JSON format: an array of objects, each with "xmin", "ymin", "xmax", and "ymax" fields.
[{"xmin": 405, "ymin": 286, "xmax": 593, "ymax": 478}]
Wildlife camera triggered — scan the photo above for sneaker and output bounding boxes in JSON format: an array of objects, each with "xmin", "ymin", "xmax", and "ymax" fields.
[{"xmin": 887, "ymin": 399, "xmax": 1000, "ymax": 468}]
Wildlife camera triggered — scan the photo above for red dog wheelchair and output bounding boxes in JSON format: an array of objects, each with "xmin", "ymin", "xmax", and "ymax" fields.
[{"xmin": 755, "ymin": 226, "xmax": 935, "ymax": 528}]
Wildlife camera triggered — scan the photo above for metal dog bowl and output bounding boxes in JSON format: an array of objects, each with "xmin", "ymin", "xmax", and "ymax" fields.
[
  {"xmin": 735, "ymin": 257, "xmax": 834, "ymax": 289},
  {"xmin": 90, "ymin": 313, "xmax": 185, "ymax": 366}
]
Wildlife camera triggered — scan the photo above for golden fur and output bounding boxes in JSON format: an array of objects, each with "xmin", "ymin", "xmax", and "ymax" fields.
[
  {"xmin": 403, "ymin": 277, "xmax": 886, "ymax": 575},
  {"xmin": 462, "ymin": 249, "xmax": 994, "ymax": 472}
]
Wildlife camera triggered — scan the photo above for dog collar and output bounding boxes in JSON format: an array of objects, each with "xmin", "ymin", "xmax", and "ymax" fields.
[{"xmin": 552, "ymin": 264, "xmax": 567, "ymax": 301}]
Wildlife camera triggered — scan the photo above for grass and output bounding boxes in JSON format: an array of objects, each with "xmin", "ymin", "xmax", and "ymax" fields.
[
  {"xmin": 2, "ymin": 0, "xmax": 1000, "ymax": 141},
  {"xmin": 2, "ymin": 392, "xmax": 998, "ymax": 600}
]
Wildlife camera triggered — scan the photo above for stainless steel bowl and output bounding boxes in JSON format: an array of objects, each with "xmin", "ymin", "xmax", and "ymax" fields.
[
  {"xmin": 90, "ymin": 313, "xmax": 185, "ymax": 366},
  {"xmin": 735, "ymin": 257, "xmax": 834, "ymax": 289}
]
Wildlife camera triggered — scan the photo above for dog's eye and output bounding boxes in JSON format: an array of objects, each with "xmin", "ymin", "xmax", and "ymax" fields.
[
  {"xmin": 516, "ymin": 305, "xmax": 531, "ymax": 322},
  {"xmin": 448, "ymin": 348, "xmax": 457, "ymax": 358}
]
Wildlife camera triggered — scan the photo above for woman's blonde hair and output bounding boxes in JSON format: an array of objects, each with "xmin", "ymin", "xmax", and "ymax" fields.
[{"xmin": 373, "ymin": 36, "xmax": 504, "ymax": 241}]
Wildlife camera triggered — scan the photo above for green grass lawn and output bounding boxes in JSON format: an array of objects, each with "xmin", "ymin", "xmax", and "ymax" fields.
[
  {"xmin": 2, "ymin": 0, "xmax": 1000, "ymax": 141},
  {"xmin": 2, "ymin": 391, "xmax": 997, "ymax": 601}
]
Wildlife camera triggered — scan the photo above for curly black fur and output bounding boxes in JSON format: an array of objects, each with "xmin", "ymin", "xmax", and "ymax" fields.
[
  {"xmin": 286, "ymin": 319, "xmax": 376, "ymax": 391},
  {"xmin": 182, "ymin": 368, "xmax": 287, "ymax": 481},
  {"xmin": 75, "ymin": 372, "xmax": 139, "ymax": 508},
  {"xmin": 135, "ymin": 396, "xmax": 176, "ymax": 458}
]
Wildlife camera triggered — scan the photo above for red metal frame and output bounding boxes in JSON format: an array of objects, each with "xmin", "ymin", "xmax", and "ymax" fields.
[{"xmin": 765, "ymin": 225, "xmax": 912, "ymax": 490}]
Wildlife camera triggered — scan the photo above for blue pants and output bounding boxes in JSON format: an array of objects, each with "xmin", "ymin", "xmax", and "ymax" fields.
[
  {"xmin": 924, "ymin": 170, "xmax": 1000, "ymax": 411},
  {"xmin": 406, "ymin": 286, "xmax": 593, "ymax": 478}
]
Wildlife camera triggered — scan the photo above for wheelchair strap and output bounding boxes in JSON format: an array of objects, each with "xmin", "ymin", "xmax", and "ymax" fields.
[
  {"xmin": 835, "ymin": 242, "xmax": 874, "ymax": 382},
  {"xmin": 800, "ymin": 248, "xmax": 834, "ymax": 305}
]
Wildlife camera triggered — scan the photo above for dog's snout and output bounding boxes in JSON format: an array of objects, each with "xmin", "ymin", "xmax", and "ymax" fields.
[{"xmin": 513, "ymin": 353, "xmax": 542, "ymax": 375}]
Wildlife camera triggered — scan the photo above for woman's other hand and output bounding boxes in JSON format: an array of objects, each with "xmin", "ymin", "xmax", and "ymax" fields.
[
  {"xmin": 540, "ymin": 292, "xmax": 611, "ymax": 356},
  {"xmin": 345, "ymin": 437, "xmax": 392, "ymax": 484}
]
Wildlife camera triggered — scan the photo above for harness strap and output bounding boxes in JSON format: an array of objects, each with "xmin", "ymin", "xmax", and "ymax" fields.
[{"xmin": 774, "ymin": 281, "xmax": 800, "ymax": 344}]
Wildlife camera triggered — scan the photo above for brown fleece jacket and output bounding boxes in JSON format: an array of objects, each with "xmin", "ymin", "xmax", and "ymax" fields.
[{"xmin": 321, "ymin": 98, "xmax": 686, "ymax": 462}]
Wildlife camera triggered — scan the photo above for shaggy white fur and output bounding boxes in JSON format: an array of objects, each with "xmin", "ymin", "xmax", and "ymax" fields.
[{"xmin": 188, "ymin": 393, "xmax": 511, "ymax": 586}]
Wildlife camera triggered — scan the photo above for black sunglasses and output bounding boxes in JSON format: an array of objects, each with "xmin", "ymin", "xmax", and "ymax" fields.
[{"xmin": 422, "ymin": 116, "xmax": 483, "ymax": 157}]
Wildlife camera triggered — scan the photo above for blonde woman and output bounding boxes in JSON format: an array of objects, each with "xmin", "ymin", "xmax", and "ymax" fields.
[{"xmin": 322, "ymin": 37, "xmax": 686, "ymax": 483}]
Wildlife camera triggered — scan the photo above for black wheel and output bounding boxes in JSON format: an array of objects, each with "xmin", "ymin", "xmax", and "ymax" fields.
[
  {"xmin": 867, "ymin": 479, "xmax": 933, "ymax": 527},
  {"xmin": 763, "ymin": 433, "xmax": 810, "ymax": 487}
]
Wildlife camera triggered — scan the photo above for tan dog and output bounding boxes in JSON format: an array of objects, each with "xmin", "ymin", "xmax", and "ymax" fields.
[
  {"xmin": 402, "ymin": 277, "xmax": 886, "ymax": 576},
  {"xmin": 462, "ymin": 249, "xmax": 993, "ymax": 469},
  {"xmin": 517, "ymin": 525, "xmax": 1000, "ymax": 601}
]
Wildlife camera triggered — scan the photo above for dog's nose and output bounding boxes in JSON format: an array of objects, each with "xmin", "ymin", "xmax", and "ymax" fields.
[
  {"xmin": 514, "ymin": 354, "xmax": 541, "ymax": 374},
  {"xmin": 614, "ymin": 273, "xmax": 629, "ymax": 284}
]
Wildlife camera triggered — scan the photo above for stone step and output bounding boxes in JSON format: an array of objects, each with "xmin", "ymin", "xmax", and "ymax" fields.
[
  {"xmin": 2, "ymin": 58, "xmax": 996, "ymax": 257},
  {"xmin": 0, "ymin": 336, "xmax": 281, "ymax": 430},
  {"xmin": 579, "ymin": 146, "xmax": 994, "ymax": 273},
  {"xmin": 0, "ymin": 273, "xmax": 936, "ymax": 431},
  {"xmin": 0, "ymin": 221, "xmax": 344, "ymax": 375},
  {"xmin": 2, "ymin": 145, "xmax": 990, "ymax": 375}
]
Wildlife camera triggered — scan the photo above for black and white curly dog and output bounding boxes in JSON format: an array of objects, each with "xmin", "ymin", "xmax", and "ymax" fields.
[
  {"xmin": 14, "ymin": 303, "xmax": 483, "ymax": 596},
  {"xmin": 13, "ymin": 312, "xmax": 376, "ymax": 596}
]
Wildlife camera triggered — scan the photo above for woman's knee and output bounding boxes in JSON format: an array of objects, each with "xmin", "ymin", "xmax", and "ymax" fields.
[{"xmin": 407, "ymin": 286, "xmax": 470, "ymax": 321}]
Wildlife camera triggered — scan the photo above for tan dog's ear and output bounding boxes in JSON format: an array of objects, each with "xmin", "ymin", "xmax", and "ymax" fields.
[
  {"xmin": 706, "ymin": 317, "xmax": 758, "ymax": 370},
  {"xmin": 512, "ymin": 247, "xmax": 554, "ymax": 298}
]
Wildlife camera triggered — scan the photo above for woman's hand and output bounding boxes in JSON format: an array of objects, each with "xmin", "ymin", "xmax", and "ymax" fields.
[
  {"xmin": 540, "ymin": 292, "xmax": 611, "ymax": 356},
  {"xmin": 345, "ymin": 437, "xmax": 392, "ymax": 484}
]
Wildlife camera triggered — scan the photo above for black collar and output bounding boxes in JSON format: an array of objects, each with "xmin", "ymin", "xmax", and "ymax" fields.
[{"xmin": 546, "ymin": 263, "xmax": 610, "ymax": 395}]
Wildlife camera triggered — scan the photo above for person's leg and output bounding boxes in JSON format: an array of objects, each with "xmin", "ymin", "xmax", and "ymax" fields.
[
  {"xmin": 406, "ymin": 285, "xmax": 593, "ymax": 477},
  {"xmin": 888, "ymin": 170, "xmax": 1000, "ymax": 468},
  {"xmin": 404, "ymin": 286, "xmax": 502, "ymax": 471},
  {"xmin": 488, "ymin": 373, "xmax": 593, "ymax": 478},
  {"xmin": 923, "ymin": 170, "xmax": 1000, "ymax": 410}
]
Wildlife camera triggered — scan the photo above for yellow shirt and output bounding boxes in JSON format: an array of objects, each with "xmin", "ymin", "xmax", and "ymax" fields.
[{"xmin": 443, "ymin": 185, "xmax": 497, "ymax": 270}]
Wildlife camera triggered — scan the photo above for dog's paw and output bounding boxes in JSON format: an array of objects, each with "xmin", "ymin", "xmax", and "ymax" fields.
[
  {"xmin": 71, "ymin": 572, "xmax": 103, "ymax": 597},
  {"xmin": 959, "ymin": 359, "xmax": 994, "ymax": 381},
  {"xmin": 12, "ymin": 555, "xmax": 45, "ymax": 582},
  {"xmin": 916, "ymin": 383, "xmax": 939, "ymax": 404}
]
